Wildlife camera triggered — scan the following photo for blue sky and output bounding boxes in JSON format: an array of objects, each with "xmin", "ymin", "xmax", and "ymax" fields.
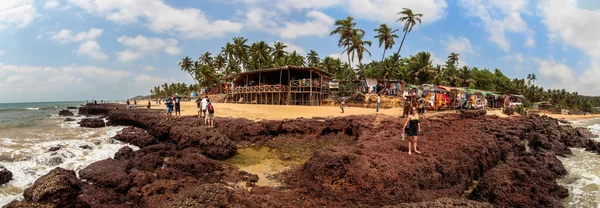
[{"xmin": 1, "ymin": 0, "xmax": 599, "ymax": 103}]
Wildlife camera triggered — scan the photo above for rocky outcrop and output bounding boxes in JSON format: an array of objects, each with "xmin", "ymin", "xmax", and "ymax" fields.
[
  {"xmin": 9, "ymin": 104, "xmax": 598, "ymax": 208},
  {"xmin": 48, "ymin": 145, "xmax": 61, "ymax": 152},
  {"xmin": 79, "ymin": 118, "xmax": 105, "ymax": 128},
  {"xmin": 5, "ymin": 168, "xmax": 87, "ymax": 208},
  {"xmin": 111, "ymin": 127, "xmax": 155, "ymax": 148},
  {"xmin": 0, "ymin": 166, "xmax": 12, "ymax": 185},
  {"xmin": 66, "ymin": 106, "xmax": 78, "ymax": 110},
  {"xmin": 58, "ymin": 110, "xmax": 74, "ymax": 116},
  {"xmin": 64, "ymin": 118, "xmax": 75, "ymax": 122}
]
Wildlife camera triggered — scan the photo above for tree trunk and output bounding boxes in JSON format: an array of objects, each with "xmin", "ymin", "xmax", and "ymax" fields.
[
  {"xmin": 396, "ymin": 31, "xmax": 409, "ymax": 59},
  {"xmin": 381, "ymin": 49, "xmax": 387, "ymax": 62}
]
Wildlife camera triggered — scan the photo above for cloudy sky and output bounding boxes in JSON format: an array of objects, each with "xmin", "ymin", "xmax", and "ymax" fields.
[{"xmin": 1, "ymin": 0, "xmax": 599, "ymax": 103}]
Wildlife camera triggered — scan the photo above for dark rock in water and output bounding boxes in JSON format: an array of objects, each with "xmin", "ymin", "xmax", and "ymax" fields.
[
  {"xmin": 64, "ymin": 118, "xmax": 75, "ymax": 122},
  {"xmin": 43, "ymin": 157, "xmax": 64, "ymax": 166},
  {"xmin": 79, "ymin": 118, "xmax": 105, "ymax": 128},
  {"xmin": 48, "ymin": 145, "xmax": 61, "ymax": 152},
  {"xmin": 58, "ymin": 110, "xmax": 74, "ymax": 117},
  {"xmin": 79, "ymin": 145, "xmax": 93, "ymax": 150},
  {"xmin": 66, "ymin": 106, "xmax": 78, "ymax": 110},
  {"xmin": 0, "ymin": 166, "xmax": 12, "ymax": 185},
  {"xmin": 114, "ymin": 146, "xmax": 133, "ymax": 160},
  {"xmin": 112, "ymin": 127, "xmax": 156, "ymax": 147},
  {"xmin": 20, "ymin": 168, "xmax": 84, "ymax": 206}
]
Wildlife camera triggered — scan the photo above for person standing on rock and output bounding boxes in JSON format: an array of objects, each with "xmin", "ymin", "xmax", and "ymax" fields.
[
  {"xmin": 126, "ymin": 99, "xmax": 131, "ymax": 111},
  {"xmin": 134, "ymin": 100, "xmax": 137, "ymax": 109},
  {"xmin": 205, "ymin": 99, "xmax": 215, "ymax": 127},
  {"xmin": 196, "ymin": 96, "xmax": 202, "ymax": 118},
  {"xmin": 165, "ymin": 96, "xmax": 174, "ymax": 120},
  {"xmin": 340, "ymin": 96, "xmax": 347, "ymax": 113},
  {"xmin": 402, "ymin": 106, "xmax": 421, "ymax": 155},
  {"xmin": 201, "ymin": 96, "xmax": 208, "ymax": 117},
  {"xmin": 147, "ymin": 100, "xmax": 151, "ymax": 110},
  {"xmin": 376, "ymin": 94, "xmax": 381, "ymax": 112},
  {"xmin": 174, "ymin": 93, "xmax": 182, "ymax": 118}
]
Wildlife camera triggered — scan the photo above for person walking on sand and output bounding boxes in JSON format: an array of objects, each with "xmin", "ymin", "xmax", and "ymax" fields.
[
  {"xmin": 126, "ymin": 99, "xmax": 131, "ymax": 111},
  {"xmin": 147, "ymin": 100, "xmax": 151, "ymax": 109},
  {"xmin": 174, "ymin": 93, "xmax": 182, "ymax": 118},
  {"xmin": 402, "ymin": 106, "xmax": 421, "ymax": 155},
  {"xmin": 340, "ymin": 96, "xmax": 346, "ymax": 113},
  {"xmin": 165, "ymin": 96, "xmax": 174, "ymax": 120},
  {"xmin": 376, "ymin": 94, "xmax": 381, "ymax": 112},
  {"xmin": 205, "ymin": 99, "xmax": 215, "ymax": 128},
  {"xmin": 134, "ymin": 100, "xmax": 137, "ymax": 109}
]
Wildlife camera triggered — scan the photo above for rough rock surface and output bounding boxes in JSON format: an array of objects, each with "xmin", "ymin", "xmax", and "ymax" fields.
[
  {"xmin": 112, "ymin": 127, "xmax": 156, "ymax": 147},
  {"xmin": 5, "ymin": 168, "xmax": 86, "ymax": 208},
  {"xmin": 8, "ymin": 104, "xmax": 599, "ymax": 208},
  {"xmin": 0, "ymin": 166, "xmax": 12, "ymax": 185},
  {"xmin": 58, "ymin": 110, "xmax": 74, "ymax": 117},
  {"xmin": 79, "ymin": 118, "xmax": 105, "ymax": 128}
]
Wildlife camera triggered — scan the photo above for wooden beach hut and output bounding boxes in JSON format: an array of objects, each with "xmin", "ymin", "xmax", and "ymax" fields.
[{"xmin": 225, "ymin": 66, "xmax": 333, "ymax": 106}]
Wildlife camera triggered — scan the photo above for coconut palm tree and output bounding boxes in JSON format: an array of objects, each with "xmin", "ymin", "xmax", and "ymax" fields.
[
  {"xmin": 306, "ymin": 50, "xmax": 320, "ymax": 67},
  {"xmin": 178, "ymin": 56, "xmax": 195, "ymax": 84},
  {"xmin": 271, "ymin": 41, "xmax": 288, "ymax": 65},
  {"xmin": 221, "ymin": 42, "xmax": 235, "ymax": 61},
  {"xmin": 447, "ymin": 52, "xmax": 459, "ymax": 66},
  {"xmin": 200, "ymin": 52, "xmax": 213, "ymax": 66},
  {"xmin": 330, "ymin": 16, "xmax": 364, "ymax": 66},
  {"xmin": 343, "ymin": 32, "xmax": 371, "ymax": 79},
  {"xmin": 213, "ymin": 54, "xmax": 226, "ymax": 73},
  {"xmin": 395, "ymin": 8, "xmax": 423, "ymax": 57},
  {"xmin": 407, "ymin": 51, "xmax": 434, "ymax": 84},
  {"xmin": 248, "ymin": 41, "xmax": 272, "ymax": 70},
  {"xmin": 232, "ymin": 37, "xmax": 250, "ymax": 71},
  {"xmin": 374, "ymin": 24, "xmax": 399, "ymax": 61}
]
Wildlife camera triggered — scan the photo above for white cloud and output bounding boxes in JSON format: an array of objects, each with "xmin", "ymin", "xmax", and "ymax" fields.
[
  {"xmin": 0, "ymin": 0, "xmax": 38, "ymax": 29},
  {"xmin": 49, "ymin": 28, "xmax": 103, "ymax": 44},
  {"xmin": 143, "ymin": 66, "xmax": 155, "ymax": 71},
  {"xmin": 279, "ymin": 42, "xmax": 305, "ymax": 55},
  {"xmin": 116, "ymin": 35, "xmax": 183, "ymax": 62},
  {"xmin": 44, "ymin": 0, "xmax": 60, "ymax": 9},
  {"xmin": 77, "ymin": 40, "xmax": 108, "ymax": 60},
  {"xmin": 458, "ymin": 0, "xmax": 532, "ymax": 52},
  {"xmin": 538, "ymin": 0, "xmax": 600, "ymax": 58},
  {"xmin": 276, "ymin": 0, "xmax": 342, "ymax": 12},
  {"xmin": 0, "ymin": 63, "xmax": 136, "ymax": 102},
  {"xmin": 66, "ymin": 0, "xmax": 242, "ymax": 39},
  {"xmin": 441, "ymin": 36, "xmax": 474, "ymax": 55},
  {"xmin": 525, "ymin": 36, "xmax": 535, "ymax": 47},
  {"xmin": 533, "ymin": 57, "xmax": 600, "ymax": 95},
  {"xmin": 0, "ymin": 50, "xmax": 4, "ymax": 55},
  {"xmin": 503, "ymin": 53, "xmax": 524, "ymax": 63},
  {"xmin": 245, "ymin": 10, "xmax": 334, "ymax": 39},
  {"xmin": 345, "ymin": 0, "xmax": 448, "ymax": 25}
]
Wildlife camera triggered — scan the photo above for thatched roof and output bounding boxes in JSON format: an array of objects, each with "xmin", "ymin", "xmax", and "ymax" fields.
[{"xmin": 226, "ymin": 66, "xmax": 332, "ymax": 80}]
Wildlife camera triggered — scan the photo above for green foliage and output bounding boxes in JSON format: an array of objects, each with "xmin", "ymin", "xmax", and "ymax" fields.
[
  {"xmin": 515, "ymin": 105, "xmax": 526, "ymax": 115},
  {"xmin": 150, "ymin": 83, "xmax": 197, "ymax": 99}
]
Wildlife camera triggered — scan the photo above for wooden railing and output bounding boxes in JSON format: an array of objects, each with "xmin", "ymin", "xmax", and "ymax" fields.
[
  {"xmin": 227, "ymin": 85, "xmax": 289, "ymax": 94},
  {"xmin": 290, "ymin": 79, "xmax": 323, "ymax": 88}
]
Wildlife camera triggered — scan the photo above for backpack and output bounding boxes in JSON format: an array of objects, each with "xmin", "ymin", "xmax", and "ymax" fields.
[{"xmin": 207, "ymin": 103, "xmax": 214, "ymax": 114}]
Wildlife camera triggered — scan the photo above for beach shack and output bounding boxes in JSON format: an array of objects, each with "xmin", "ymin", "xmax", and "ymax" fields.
[{"xmin": 225, "ymin": 66, "xmax": 332, "ymax": 106}]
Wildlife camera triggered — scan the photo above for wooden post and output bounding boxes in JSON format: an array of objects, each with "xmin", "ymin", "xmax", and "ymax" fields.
[
  {"xmin": 320, "ymin": 73, "xmax": 323, "ymax": 106},
  {"xmin": 287, "ymin": 69, "xmax": 291, "ymax": 105},
  {"xmin": 258, "ymin": 72, "xmax": 261, "ymax": 104},
  {"xmin": 309, "ymin": 69, "xmax": 313, "ymax": 106}
]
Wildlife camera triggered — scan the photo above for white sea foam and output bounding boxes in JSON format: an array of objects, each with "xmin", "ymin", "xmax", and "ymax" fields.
[
  {"xmin": 557, "ymin": 148, "xmax": 600, "ymax": 208},
  {"xmin": 0, "ymin": 118, "xmax": 137, "ymax": 206},
  {"xmin": 25, "ymin": 108, "xmax": 39, "ymax": 111}
]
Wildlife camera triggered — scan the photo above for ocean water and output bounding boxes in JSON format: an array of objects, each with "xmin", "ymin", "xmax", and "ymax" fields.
[
  {"xmin": 0, "ymin": 102, "xmax": 136, "ymax": 206},
  {"xmin": 558, "ymin": 119, "xmax": 600, "ymax": 208}
]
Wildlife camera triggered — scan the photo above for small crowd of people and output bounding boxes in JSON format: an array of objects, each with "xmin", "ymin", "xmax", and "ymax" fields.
[{"xmin": 159, "ymin": 94, "xmax": 215, "ymax": 128}]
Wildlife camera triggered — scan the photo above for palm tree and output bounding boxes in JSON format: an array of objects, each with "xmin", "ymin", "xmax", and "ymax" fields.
[
  {"xmin": 286, "ymin": 51, "xmax": 305, "ymax": 66},
  {"xmin": 343, "ymin": 32, "xmax": 371, "ymax": 78},
  {"xmin": 249, "ymin": 41, "xmax": 272, "ymax": 70},
  {"xmin": 330, "ymin": 16, "xmax": 364, "ymax": 66},
  {"xmin": 395, "ymin": 8, "xmax": 423, "ymax": 57},
  {"xmin": 447, "ymin": 52, "xmax": 459, "ymax": 66},
  {"xmin": 374, "ymin": 24, "xmax": 399, "ymax": 61},
  {"xmin": 232, "ymin": 37, "xmax": 250, "ymax": 71},
  {"xmin": 272, "ymin": 41, "xmax": 288, "ymax": 65},
  {"xmin": 407, "ymin": 51, "xmax": 434, "ymax": 84},
  {"xmin": 531, "ymin": 74, "xmax": 537, "ymax": 85},
  {"xmin": 214, "ymin": 54, "xmax": 226, "ymax": 73},
  {"xmin": 379, "ymin": 53, "xmax": 402, "ymax": 80},
  {"xmin": 221, "ymin": 42, "xmax": 235, "ymax": 61},
  {"xmin": 200, "ymin": 52, "xmax": 213, "ymax": 66},
  {"xmin": 306, "ymin": 50, "xmax": 320, "ymax": 67},
  {"xmin": 178, "ymin": 56, "xmax": 195, "ymax": 84}
]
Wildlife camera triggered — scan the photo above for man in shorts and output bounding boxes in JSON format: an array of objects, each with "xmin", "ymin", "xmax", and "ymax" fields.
[
  {"xmin": 174, "ymin": 93, "xmax": 182, "ymax": 118},
  {"xmin": 205, "ymin": 99, "xmax": 215, "ymax": 127},
  {"xmin": 165, "ymin": 96, "xmax": 173, "ymax": 120},
  {"xmin": 196, "ymin": 96, "xmax": 202, "ymax": 118}
]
